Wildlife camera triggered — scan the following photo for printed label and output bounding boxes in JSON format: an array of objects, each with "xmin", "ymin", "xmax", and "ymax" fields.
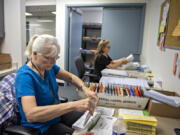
[{"xmin": 112, "ymin": 131, "xmax": 125, "ymax": 135}]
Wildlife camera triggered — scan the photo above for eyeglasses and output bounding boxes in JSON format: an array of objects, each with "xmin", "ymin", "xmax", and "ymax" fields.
[
  {"xmin": 38, "ymin": 53, "xmax": 60, "ymax": 61},
  {"xmin": 43, "ymin": 55, "xmax": 60, "ymax": 61},
  {"xmin": 106, "ymin": 46, "xmax": 111, "ymax": 49}
]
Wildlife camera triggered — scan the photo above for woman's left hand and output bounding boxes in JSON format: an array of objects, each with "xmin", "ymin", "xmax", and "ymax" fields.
[{"xmin": 83, "ymin": 86, "xmax": 99, "ymax": 106}]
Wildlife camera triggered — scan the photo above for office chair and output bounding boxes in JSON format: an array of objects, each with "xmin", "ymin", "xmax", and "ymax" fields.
[
  {"xmin": 0, "ymin": 73, "xmax": 68, "ymax": 135},
  {"xmin": 74, "ymin": 56, "xmax": 99, "ymax": 82}
]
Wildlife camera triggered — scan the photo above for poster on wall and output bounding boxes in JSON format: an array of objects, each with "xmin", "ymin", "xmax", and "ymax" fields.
[{"xmin": 158, "ymin": 0, "xmax": 170, "ymax": 51}]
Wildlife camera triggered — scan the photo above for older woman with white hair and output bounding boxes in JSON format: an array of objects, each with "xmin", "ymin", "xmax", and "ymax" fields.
[{"xmin": 15, "ymin": 34, "xmax": 98, "ymax": 135}]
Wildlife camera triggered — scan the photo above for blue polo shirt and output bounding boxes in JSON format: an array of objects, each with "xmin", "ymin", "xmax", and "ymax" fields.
[{"xmin": 15, "ymin": 64, "xmax": 61, "ymax": 133}]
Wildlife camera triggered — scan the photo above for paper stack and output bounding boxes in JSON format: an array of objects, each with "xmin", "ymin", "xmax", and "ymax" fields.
[
  {"xmin": 119, "ymin": 109, "xmax": 157, "ymax": 135},
  {"xmin": 144, "ymin": 90, "xmax": 180, "ymax": 107},
  {"xmin": 101, "ymin": 69, "xmax": 128, "ymax": 77},
  {"xmin": 72, "ymin": 107, "xmax": 115, "ymax": 131}
]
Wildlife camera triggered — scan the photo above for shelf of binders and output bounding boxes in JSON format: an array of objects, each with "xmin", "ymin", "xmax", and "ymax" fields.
[
  {"xmin": 78, "ymin": 82, "xmax": 149, "ymax": 110},
  {"xmin": 83, "ymin": 37, "xmax": 101, "ymax": 44},
  {"xmin": 79, "ymin": 48, "xmax": 96, "ymax": 55}
]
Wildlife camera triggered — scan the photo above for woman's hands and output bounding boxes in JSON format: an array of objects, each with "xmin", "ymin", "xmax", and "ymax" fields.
[
  {"xmin": 73, "ymin": 98, "xmax": 96, "ymax": 115},
  {"xmin": 82, "ymin": 86, "xmax": 99, "ymax": 106},
  {"xmin": 73, "ymin": 85, "xmax": 99, "ymax": 115},
  {"xmin": 119, "ymin": 57, "xmax": 128, "ymax": 64}
]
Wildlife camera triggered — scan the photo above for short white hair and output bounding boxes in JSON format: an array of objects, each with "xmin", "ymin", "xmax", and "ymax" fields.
[{"xmin": 25, "ymin": 34, "xmax": 60, "ymax": 59}]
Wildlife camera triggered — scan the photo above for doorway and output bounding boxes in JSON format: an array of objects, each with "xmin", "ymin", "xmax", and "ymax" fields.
[{"xmin": 65, "ymin": 4, "xmax": 145, "ymax": 75}]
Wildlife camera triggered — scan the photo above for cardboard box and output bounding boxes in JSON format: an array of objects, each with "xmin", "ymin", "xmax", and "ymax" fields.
[
  {"xmin": 78, "ymin": 91, "xmax": 149, "ymax": 110},
  {"xmin": 0, "ymin": 53, "xmax": 12, "ymax": 70},
  {"xmin": 148, "ymin": 90, "xmax": 180, "ymax": 118}
]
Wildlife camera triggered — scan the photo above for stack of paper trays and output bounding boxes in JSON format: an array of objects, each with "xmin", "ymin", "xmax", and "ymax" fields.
[{"xmin": 119, "ymin": 109, "xmax": 157, "ymax": 135}]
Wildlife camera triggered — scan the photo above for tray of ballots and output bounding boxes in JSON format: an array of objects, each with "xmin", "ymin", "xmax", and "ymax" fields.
[
  {"xmin": 100, "ymin": 76, "xmax": 150, "ymax": 89},
  {"xmin": 78, "ymin": 82, "xmax": 149, "ymax": 110}
]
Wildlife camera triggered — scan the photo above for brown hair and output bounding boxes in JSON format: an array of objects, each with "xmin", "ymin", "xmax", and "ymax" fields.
[{"xmin": 94, "ymin": 40, "xmax": 110, "ymax": 62}]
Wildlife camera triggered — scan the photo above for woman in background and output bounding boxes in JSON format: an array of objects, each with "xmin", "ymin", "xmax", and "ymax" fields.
[{"xmin": 94, "ymin": 40, "xmax": 128, "ymax": 79}]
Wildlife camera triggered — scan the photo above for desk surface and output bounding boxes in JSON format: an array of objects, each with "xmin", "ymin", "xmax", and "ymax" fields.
[{"xmin": 73, "ymin": 108, "xmax": 180, "ymax": 135}]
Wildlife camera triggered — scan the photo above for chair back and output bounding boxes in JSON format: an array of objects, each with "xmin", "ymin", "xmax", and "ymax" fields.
[
  {"xmin": 74, "ymin": 56, "xmax": 85, "ymax": 79},
  {"xmin": 0, "ymin": 73, "xmax": 20, "ymax": 134}
]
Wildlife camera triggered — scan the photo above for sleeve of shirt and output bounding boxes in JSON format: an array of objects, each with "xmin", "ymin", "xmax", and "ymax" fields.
[
  {"xmin": 52, "ymin": 64, "xmax": 61, "ymax": 75},
  {"xmin": 15, "ymin": 73, "xmax": 35, "ymax": 99},
  {"xmin": 102, "ymin": 55, "xmax": 112, "ymax": 66},
  {"xmin": 108, "ymin": 55, "xmax": 112, "ymax": 62},
  {"xmin": 96, "ymin": 55, "xmax": 109, "ymax": 68}
]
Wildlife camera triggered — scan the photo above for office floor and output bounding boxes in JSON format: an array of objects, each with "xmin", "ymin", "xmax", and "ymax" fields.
[{"xmin": 58, "ymin": 85, "xmax": 80, "ymax": 101}]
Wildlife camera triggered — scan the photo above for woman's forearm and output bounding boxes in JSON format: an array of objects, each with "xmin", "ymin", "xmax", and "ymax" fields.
[
  {"xmin": 26, "ymin": 102, "xmax": 75, "ymax": 123},
  {"xmin": 56, "ymin": 69, "xmax": 84, "ymax": 89},
  {"xmin": 107, "ymin": 59, "xmax": 123, "ymax": 69},
  {"xmin": 71, "ymin": 74, "xmax": 87, "ymax": 90},
  {"xmin": 112, "ymin": 59, "xmax": 123, "ymax": 65}
]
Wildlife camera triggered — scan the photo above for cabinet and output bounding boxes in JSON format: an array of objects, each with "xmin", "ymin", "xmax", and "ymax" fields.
[
  {"xmin": 81, "ymin": 23, "xmax": 101, "ymax": 66},
  {"xmin": 0, "ymin": 0, "xmax": 4, "ymax": 37}
]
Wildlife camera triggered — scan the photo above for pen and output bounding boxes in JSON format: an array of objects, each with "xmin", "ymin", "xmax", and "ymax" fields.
[
  {"xmin": 93, "ymin": 83, "xmax": 97, "ymax": 92},
  {"xmin": 120, "ymin": 87, "xmax": 124, "ymax": 96},
  {"xmin": 96, "ymin": 84, "xmax": 99, "ymax": 93},
  {"xmin": 99, "ymin": 83, "xmax": 103, "ymax": 93},
  {"xmin": 88, "ymin": 82, "xmax": 91, "ymax": 88},
  {"xmin": 130, "ymin": 86, "xmax": 134, "ymax": 96},
  {"xmin": 137, "ymin": 87, "xmax": 142, "ymax": 97}
]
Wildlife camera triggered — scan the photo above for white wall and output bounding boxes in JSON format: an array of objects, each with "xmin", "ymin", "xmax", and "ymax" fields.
[
  {"xmin": 82, "ymin": 10, "xmax": 102, "ymax": 24},
  {"xmin": 0, "ymin": 0, "xmax": 26, "ymax": 67},
  {"xmin": 26, "ymin": 16, "xmax": 56, "ymax": 39},
  {"xmin": 141, "ymin": 0, "xmax": 180, "ymax": 94}
]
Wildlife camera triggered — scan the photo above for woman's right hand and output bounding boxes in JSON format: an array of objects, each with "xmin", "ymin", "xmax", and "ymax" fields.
[
  {"xmin": 120, "ymin": 57, "xmax": 128, "ymax": 64},
  {"xmin": 73, "ymin": 98, "xmax": 96, "ymax": 115}
]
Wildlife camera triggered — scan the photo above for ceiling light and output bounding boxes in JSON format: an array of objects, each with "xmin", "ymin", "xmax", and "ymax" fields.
[
  {"xmin": 37, "ymin": 20, "xmax": 54, "ymax": 23},
  {"xmin": 29, "ymin": 24, "xmax": 41, "ymax": 27},
  {"xmin": 25, "ymin": 12, "xmax": 32, "ymax": 16},
  {"xmin": 51, "ymin": 11, "xmax": 56, "ymax": 15}
]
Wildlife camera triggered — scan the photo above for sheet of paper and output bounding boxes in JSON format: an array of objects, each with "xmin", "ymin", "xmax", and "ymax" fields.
[
  {"xmin": 126, "ymin": 54, "xmax": 134, "ymax": 62},
  {"xmin": 168, "ymin": 96, "xmax": 180, "ymax": 105},
  {"xmin": 73, "ymin": 106, "xmax": 115, "ymax": 130},
  {"xmin": 72, "ymin": 111, "xmax": 101, "ymax": 130},
  {"xmin": 152, "ymin": 99, "xmax": 162, "ymax": 104},
  {"xmin": 95, "ymin": 106, "xmax": 115, "ymax": 117},
  {"xmin": 118, "ymin": 108, "xmax": 143, "ymax": 116},
  {"xmin": 161, "ymin": 2, "xmax": 169, "ymax": 26},
  {"xmin": 91, "ymin": 115, "xmax": 117, "ymax": 135},
  {"xmin": 144, "ymin": 90, "xmax": 180, "ymax": 107}
]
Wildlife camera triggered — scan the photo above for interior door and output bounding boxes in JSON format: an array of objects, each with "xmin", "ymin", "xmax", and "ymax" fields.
[
  {"xmin": 101, "ymin": 7, "xmax": 144, "ymax": 61},
  {"xmin": 69, "ymin": 9, "xmax": 83, "ymax": 75}
]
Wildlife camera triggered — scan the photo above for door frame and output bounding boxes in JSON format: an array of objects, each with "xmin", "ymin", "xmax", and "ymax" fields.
[{"xmin": 65, "ymin": 3, "xmax": 146, "ymax": 71}]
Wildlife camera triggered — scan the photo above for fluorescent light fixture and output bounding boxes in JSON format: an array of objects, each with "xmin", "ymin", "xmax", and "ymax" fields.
[
  {"xmin": 25, "ymin": 12, "xmax": 32, "ymax": 16},
  {"xmin": 37, "ymin": 20, "xmax": 54, "ymax": 23},
  {"xmin": 51, "ymin": 11, "xmax": 56, "ymax": 15},
  {"xmin": 29, "ymin": 24, "xmax": 41, "ymax": 27}
]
